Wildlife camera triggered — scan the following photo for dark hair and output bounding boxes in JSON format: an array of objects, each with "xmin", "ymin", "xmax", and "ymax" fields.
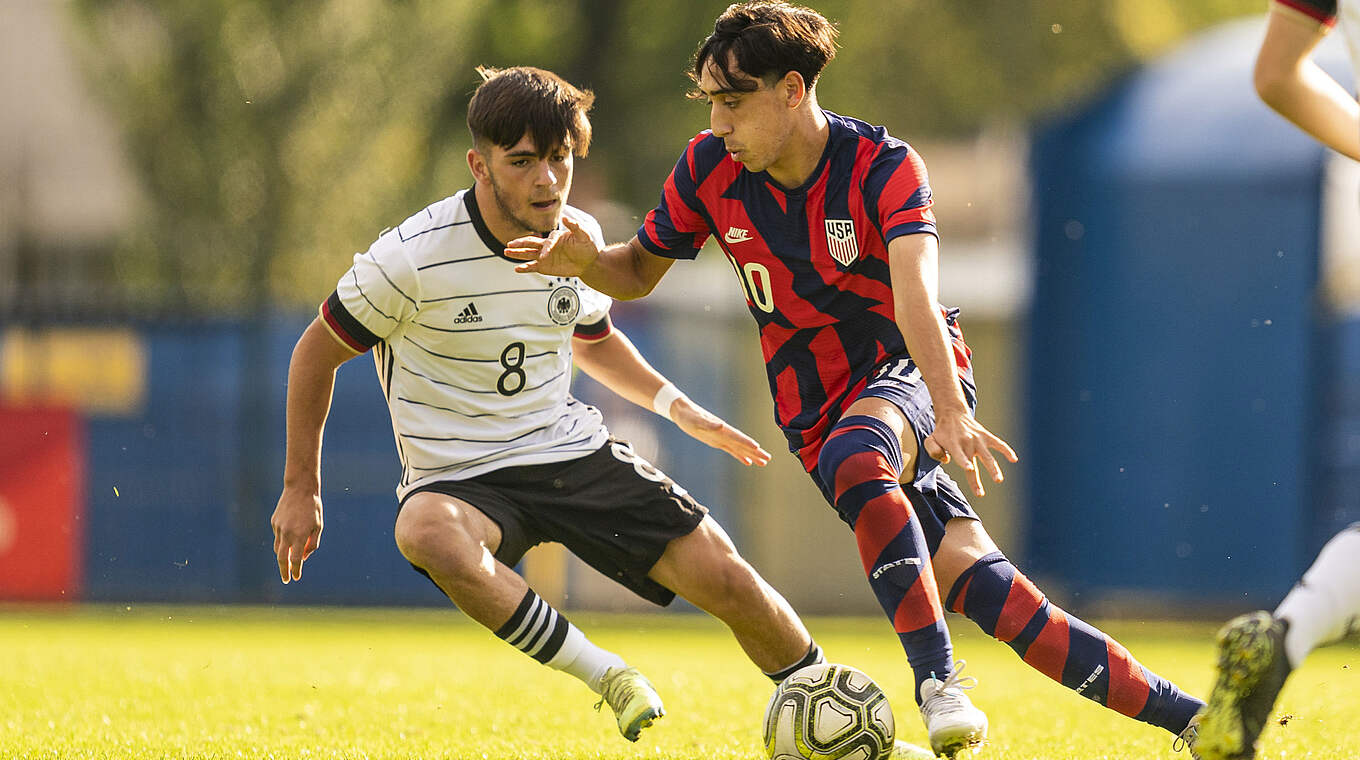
[
  {"xmin": 690, "ymin": 1, "xmax": 838, "ymax": 95},
  {"xmin": 467, "ymin": 65, "xmax": 594, "ymax": 157}
]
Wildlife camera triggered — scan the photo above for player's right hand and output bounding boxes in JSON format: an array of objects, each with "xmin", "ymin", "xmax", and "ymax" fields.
[
  {"xmin": 271, "ymin": 488, "xmax": 323, "ymax": 584},
  {"xmin": 923, "ymin": 410, "xmax": 1017, "ymax": 498},
  {"xmin": 505, "ymin": 217, "xmax": 599, "ymax": 276}
]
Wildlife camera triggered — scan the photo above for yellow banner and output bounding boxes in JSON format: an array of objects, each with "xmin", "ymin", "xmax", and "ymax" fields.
[{"xmin": 1, "ymin": 327, "xmax": 146, "ymax": 415}]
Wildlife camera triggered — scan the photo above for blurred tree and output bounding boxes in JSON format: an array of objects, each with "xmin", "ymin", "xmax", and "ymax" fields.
[{"xmin": 70, "ymin": 0, "xmax": 1261, "ymax": 312}]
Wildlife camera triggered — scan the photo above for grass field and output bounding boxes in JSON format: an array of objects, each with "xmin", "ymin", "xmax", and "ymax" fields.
[{"xmin": 1, "ymin": 605, "xmax": 1356, "ymax": 759}]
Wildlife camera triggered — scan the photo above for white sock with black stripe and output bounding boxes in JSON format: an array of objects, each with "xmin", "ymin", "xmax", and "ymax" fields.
[{"xmin": 495, "ymin": 588, "xmax": 625, "ymax": 693}]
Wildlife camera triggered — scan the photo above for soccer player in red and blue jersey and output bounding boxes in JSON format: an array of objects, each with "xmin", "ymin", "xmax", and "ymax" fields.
[{"xmin": 509, "ymin": 2, "xmax": 1204, "ymax": 755}]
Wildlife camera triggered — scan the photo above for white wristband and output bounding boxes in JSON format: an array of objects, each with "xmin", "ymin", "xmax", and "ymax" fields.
[{"xmin": 651, "ymin": 382, "xmax": 685, "ymax": 421}]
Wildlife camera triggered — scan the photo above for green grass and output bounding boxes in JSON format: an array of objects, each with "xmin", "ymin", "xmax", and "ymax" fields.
[{"xmin": 0, "ymin": 606, "xmax": 1356, "ymax": 759}]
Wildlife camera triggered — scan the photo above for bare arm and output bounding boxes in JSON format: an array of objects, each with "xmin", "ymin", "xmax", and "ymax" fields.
[
  {"xmin": 887, "ymin": 233, "xmax": 1016, "ymax": 496},
  {"xmin": 270, "ymin": 317, "xmax": 361, "ymax": 583},
  {"xmin": 1255, "ymin": 4, "xmax": 1360, "ymax": 160},
  {"xmin": 572, "ymin": 328, "xmax": 771, "ymax": 466},
  {"xmin": 506, "ymin": 218, "xmax": 674, "ymax": 300}
]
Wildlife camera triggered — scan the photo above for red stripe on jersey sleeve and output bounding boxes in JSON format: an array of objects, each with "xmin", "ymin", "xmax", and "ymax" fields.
[
  {"xmin": 573, "ymin": 315, "xmax": 613, "ymax": 342},
  {"xmin": 639, "ymin": 138, "xmax": 716, "ymax": 257},
  {"xmin": 879, "ymin": 148, "xmax": 937, "ymax": 235},
  {"xmin": 1274, "ymin": 0, "xmax": 1338, "ymax": 25},
  {"xmin": 320, "ymin": 296, "xmax": 372, "ymax": 353}
]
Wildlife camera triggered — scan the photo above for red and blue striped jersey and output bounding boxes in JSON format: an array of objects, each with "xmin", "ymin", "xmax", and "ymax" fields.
[
  {"xmin": 638, "ymin": 110, "xmax": 971, "ymax": 470},
  {"xmin": 1273, "ymin": 0, "xmax": 1337, "ymax": 25}
]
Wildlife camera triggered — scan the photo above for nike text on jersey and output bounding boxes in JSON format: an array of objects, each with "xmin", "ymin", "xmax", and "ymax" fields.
[{"xmin": 724, "ymin": 226, "xmax": 753, "ymax": 244}]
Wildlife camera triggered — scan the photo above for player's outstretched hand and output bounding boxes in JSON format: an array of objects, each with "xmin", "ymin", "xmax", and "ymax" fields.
[
  {"xmin": 670, "ymin": 397, "xmax": 772, "ymax": 467},
  {"xmin": 506, "ymin": 217, "xmax": 600, "ymax": 276},
  {"xmin": 922, "ymin": 410, "xmax": 1017, "ymax": 497},
  {"xmin": 271, "ymin": 488, "xmax": 323, "ymax": 584}
]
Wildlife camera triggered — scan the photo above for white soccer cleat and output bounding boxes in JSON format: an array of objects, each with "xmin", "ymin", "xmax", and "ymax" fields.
[
  {"xmin": 918, "ymin": 661, "xmax": 987, "ymax": 758},
  {"xmin": 595, "ymin": 666, "xmax": 665, "ymax": 742}
]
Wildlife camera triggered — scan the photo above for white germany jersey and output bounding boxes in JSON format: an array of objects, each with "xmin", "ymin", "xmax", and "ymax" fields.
[{"xmin": 319, "ymin": 187, "xmax": 613, "ymax": 499}]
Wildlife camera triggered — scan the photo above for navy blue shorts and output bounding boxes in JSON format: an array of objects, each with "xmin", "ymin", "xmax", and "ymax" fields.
[{"xmin": 809, "ymin": 354, "xmax": 980, "ymax": 555}]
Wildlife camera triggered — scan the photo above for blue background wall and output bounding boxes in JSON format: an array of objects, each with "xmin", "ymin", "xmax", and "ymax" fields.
[
  {"xmin": 76, "ymin": 316, "xmax": 441, "ymax": 605},
  {"xmin": 70, "ymin": 303, "xmax": 743, "ymax": 606},
  {"xmin": 1027, "ymin": 19, "xmax": 1358, "ymax": 606}
]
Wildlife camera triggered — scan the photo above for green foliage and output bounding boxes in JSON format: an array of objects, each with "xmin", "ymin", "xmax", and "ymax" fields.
[
  {"xmin": 69, "ymin": 0, "xmax": 1262, "ymax": 310},
  {"xmin": 2, "ymin": 606, "xmax": 1358, "ymax": 758}
]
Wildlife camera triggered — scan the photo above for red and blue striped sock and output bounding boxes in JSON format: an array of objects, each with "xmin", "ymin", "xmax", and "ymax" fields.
[
  {"xmin": 946, "ymin": 552, "xmax": 1203, "ymax": 733},
  {"xmin": 819, "ymin": 416, "xmax": 953, "ymax": 701}
]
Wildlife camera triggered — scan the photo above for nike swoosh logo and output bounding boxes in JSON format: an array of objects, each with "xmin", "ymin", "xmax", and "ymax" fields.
[{"xmin": 724, "ymin": 227, "xmax": 753, "ymax": 244}]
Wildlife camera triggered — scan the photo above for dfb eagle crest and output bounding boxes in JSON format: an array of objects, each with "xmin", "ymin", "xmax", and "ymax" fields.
[{"xmin": 548, "ymin": 284, "xmax": 580, "ymax": 325}]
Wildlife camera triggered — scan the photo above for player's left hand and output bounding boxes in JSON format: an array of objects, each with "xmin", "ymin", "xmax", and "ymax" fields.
[
  {"xmin": 505, "ymin": 217, "xmax": 599, "ymax": 276},
  {"xmin": 670, "ymin": 397, "xmax": 772, "ymax": 467},
  {"xmin": 923, "ymin": 410, "xmax": 1017, "ymax": 497}
]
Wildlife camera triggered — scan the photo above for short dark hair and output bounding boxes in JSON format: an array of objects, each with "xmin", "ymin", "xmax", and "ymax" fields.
[
  {"xmin": 690, "ymin": 1, "xmax": 838, "ymax": 94},
  {"xmin": 467, "ymin": 66, "xmax": 594, "ymax": 158}
]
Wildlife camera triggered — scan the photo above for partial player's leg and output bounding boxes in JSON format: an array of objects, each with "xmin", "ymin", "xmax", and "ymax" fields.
[
  {"xmin": 1196, "ymin": 522, "xmax": 1360, "ymax": 760},
  {"xmin": 648, "ymin": 515, "xmax": 824, "ymax": 680},
  {"xmin": 536, "ymin": 439, "xmax": 824, "ymax": 683},
  {"xmin": 818, "ymin": 399, "xmax": 954, "ymax": 691},
  {"xmin": 815, "ymin": 394, "xmax": 985, "ymax": 758},
  {"xmin": 394, "ymin": 486, "xmax": 661, "ymax": 741},
  {"xmin": 1273, "ymin": 522, "xmax": 1360, "ymax": 668},
  {"xmin": 934, "ymin": 509, "xmax": 1203, "ymax": 738},
  {"xmin": 394, "ymin": 490, "xmax": 523, "ymax": 622}
]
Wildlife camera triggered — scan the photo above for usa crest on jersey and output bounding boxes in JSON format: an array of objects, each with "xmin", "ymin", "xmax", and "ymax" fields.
[{"xmin": 825, "ymin": 219, "xmax": 859, "ymax": 266}]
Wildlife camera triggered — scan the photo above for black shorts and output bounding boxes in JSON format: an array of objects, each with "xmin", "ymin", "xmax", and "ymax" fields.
[{"xmin": 400, "ymin": 438, "xmax": 707, "ymax": 606}]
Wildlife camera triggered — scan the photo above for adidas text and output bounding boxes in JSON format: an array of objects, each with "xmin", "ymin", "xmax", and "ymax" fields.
[{"xmin": 454, "ymin": 303, "xmax": 483, "ymax": 324}]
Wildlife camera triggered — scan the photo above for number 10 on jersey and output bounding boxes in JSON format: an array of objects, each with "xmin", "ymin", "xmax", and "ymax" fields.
[{"xmin": 724, "ymin": 252, "xmax": 774, "ymax": 313}]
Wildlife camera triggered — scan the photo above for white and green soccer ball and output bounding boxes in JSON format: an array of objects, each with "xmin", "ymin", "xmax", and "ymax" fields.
[{"xmin": 763, "ymin": 663, "xmax": 895, "ymax": 760}]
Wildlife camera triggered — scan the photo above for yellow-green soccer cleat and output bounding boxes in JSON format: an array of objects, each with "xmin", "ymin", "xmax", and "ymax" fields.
[
  {"xmin": 1194, "ymin": 611, "xmax": 1292, "ymax": 760},
  {"xmin": 595, "ymin": 666, "xmax": 665, "ymax": 742}
]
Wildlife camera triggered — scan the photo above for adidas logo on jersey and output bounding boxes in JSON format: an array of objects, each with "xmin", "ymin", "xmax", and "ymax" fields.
[{"xmin": 453, "ymin": 303, "xmax": 483, "ymax": 324}]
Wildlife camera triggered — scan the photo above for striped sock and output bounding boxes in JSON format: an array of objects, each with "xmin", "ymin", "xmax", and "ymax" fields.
[
  {"xmin": 818, "ymin": 416, "xmax": 953, "ymax": 702},
  {"xmin": 495, "ymin": 589, "xmax": 624, "ymax": 693},
  {"xmin": 946, "ymin": 552, "xmax": 1203, "ymax": 733}
]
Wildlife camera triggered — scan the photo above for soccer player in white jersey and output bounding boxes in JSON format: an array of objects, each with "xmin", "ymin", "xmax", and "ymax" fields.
[
  {"xmin": 1195, "ymin": 3, "xmax": 1360, "ymax": 758},
  {"xmin": 269, "ymin": 65, "xmax": 827, "ymax": 745}
]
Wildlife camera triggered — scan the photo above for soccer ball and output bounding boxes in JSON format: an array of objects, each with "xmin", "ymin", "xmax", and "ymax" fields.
[{"xmin": 763, "ymin": 662, "xmax": 895, "ymax": 760}]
